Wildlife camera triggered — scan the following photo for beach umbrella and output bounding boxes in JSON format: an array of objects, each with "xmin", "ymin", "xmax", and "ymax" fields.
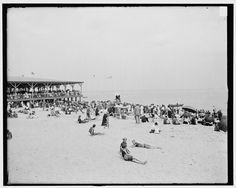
[{"xmin": 182, "ymin": 106, "xmax": 197, "ymax": 113}]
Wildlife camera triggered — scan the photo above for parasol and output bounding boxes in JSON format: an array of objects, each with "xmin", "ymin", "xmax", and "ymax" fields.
[{"xmin": 182, "ymin": 106, "xmax": 197, "ymax": 113}]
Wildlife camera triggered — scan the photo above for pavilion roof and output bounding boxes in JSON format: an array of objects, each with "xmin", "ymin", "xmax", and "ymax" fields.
[{"xmin": 7, "ymin": 76, "xmax": 84, "ymax": 88}]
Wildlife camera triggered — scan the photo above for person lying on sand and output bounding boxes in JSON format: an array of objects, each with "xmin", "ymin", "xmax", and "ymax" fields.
[
  {"xmin": 120, "ymin": 138, "xmax": 147, "ymax": 165},
  {"xmin": 88, "ymin": 124, "xmax": 104, "ymax": 136},
  {"xmin": 131, "ymin": 139, "xmax": 161, "ymax": 149}
]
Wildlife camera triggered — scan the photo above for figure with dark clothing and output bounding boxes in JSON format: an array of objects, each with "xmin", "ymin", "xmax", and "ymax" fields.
[
  {"xmin": 120, "ymin": 138, "xmax": 129, "ymax": 154},
  {"xmin": 78, "ymin": 115, "xmax": 89, "ymax": 124},
  {"xmin": 7, "ymin": 130, "xmax": 12, "ymax": 140},
  {"xmin": 101, "ymin": 112, "xmax": 109, "ymax": 128},
  {"xmin": 95, "ymin": 107, "xmax": 99, "ymax": 116},
  {"xmin": 141, "ymin": 115, "xmax": 149, "ymax": 123},
  {"xmin": 120, "ymin": 138, "xmax": 147, "ymax": 165},
  {"xmin": 163, "ymin": 116, "xmax": 171, "ymax": 124},
  {"xmin": 190, "ymin": 116, "xmax": 197, "ymax": 125},
  {"xmin": 88, "ymin": 124, "xmax": 104, "ymax": 136},
  {"xmin": 167, "ymin": 110, "xmax": 172, "ymax": 118},
  {"xmin": 86, "ymin": 107, "xmax": 91, "ymax": 120},
  {"xmin": 217, "ymin": 110, "xmax": 223, "ymax": 121}
]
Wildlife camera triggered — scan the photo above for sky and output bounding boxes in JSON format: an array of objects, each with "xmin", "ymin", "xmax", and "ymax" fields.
[{"xmin": 7, "ymin": 6, "xmax": 227, "ymax": 91}]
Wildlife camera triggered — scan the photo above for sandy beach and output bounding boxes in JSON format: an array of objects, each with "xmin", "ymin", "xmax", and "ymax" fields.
[{"xmin": 7, "ymin": 109, "xmax": 227, "ymax": 184}]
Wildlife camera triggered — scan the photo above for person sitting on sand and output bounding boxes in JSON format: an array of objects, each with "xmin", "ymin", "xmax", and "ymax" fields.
[
  {"xmin": 88, "ymin": 124, "xmax": 104, "ymax": 136},
  {"xmin": 131, "ymin": 139, "xmax": 161, "ymax": 149},
  {"xmin": 78, "ymin": 115, "xmax": 89, "ymax": 124},
  {"xmin": 163, "ymin": 115, "xmax": 171, "ymax": 124},
  {"xmin": 172, "ymin": 115, "xmax": 181, "ymax": 125},
  {"xmin": 190, "ymin": 116, "xmax": 197, "ymax": 125},
  {"xmin": 149, "ymin": 122, "xmax": 161, "ymax": 134},
  {"xmin": 120, "ymin": 138, "xmax": 147, "ymax": 165},
  {"xmin": 120, "ymin": 138, "xmax": 129, "ymax": 154},
  {"xmin": 101, "ymin": 112, "xmax": 109, "ymax": 128},
  {"xmin": 183, "ymin": 117, "xmax": 190, "ymax": 124},
  {"xmin": 141, "ymin": 114, "xmax": 149, "ymax": 123}
]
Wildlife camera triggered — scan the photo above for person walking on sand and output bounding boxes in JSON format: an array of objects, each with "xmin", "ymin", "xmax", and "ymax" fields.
[
  {"xmin": 86, "ymin": 107, "xmax": 91, "ymax": 120},
  {"xmin": 88, "ymin": 124, "xmax": 104, "ymax": 136},
  {"xmin": 120, "ymin": 138, "xmax": 147, "ymax": 165},
  {"xmin": 131, "ymin": 139, "xmax": 162, "ymax": 149},
  {"xmin": 134, "ymin": 104, "xmax": 141, "ymax": 124}
]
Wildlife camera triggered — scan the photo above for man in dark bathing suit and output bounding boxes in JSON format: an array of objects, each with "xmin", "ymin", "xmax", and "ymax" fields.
[
  {"xmin": 88, "ymin": 124, "xmax": 104, "ymax": 136},
  {"xmin": 131, "ymin": 139, "xmax": 162, "ymax": 149},
  {"xmin": 120, "ymin": 138, "xmax": 147, "ymax": 165}
]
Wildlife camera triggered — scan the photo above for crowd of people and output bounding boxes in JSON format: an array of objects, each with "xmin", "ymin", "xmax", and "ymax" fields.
[
  {"xmin": 7, "ymin": 95, "xmax": 226, "ymax": 129},
  {"xmin": 7, "ymin": 95, "xmax": 227, "ymax": 164}
]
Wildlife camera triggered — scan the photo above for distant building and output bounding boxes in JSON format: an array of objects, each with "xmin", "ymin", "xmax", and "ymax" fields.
[{"xmin": 7, "ymin": 76, "xmax": 84, "ymax": 103}]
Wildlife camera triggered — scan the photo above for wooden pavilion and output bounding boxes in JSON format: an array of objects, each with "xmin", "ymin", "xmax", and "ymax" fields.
[{"xmin": 7, "ymin": 76, "xmax": 84, "ymax": 103}]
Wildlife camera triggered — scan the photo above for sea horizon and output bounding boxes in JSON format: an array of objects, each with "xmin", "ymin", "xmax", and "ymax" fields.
[{"xmin": 83, "ymin": 88, "xmax": 228, "ymax": 115}]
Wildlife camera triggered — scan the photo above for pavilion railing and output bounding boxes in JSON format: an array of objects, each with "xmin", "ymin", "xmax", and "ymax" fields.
[{"xmin": 7, "ymin": 91, "xmax": 82, "ymax": 100}]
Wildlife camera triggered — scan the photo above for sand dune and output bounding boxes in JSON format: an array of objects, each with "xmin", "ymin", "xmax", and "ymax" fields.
[{"xmin": 7, "ymin": 109, "xmax": 227, "ymax": 184}]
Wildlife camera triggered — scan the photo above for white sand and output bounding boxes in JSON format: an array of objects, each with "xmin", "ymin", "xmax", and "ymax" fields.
[{"xmin": 7, "ymin": 109, "xmax": 227, "ymax": 184}]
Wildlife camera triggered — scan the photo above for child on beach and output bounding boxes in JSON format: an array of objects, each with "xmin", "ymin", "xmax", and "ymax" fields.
[{"xmin": 88, "ymin": 124, "xmax": 104, "ymax": 136}]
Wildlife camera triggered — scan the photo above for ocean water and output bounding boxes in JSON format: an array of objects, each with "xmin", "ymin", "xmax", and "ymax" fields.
[{"xmin": 83, "ymin": 89, "xmax": 228, "ymax": 115}]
